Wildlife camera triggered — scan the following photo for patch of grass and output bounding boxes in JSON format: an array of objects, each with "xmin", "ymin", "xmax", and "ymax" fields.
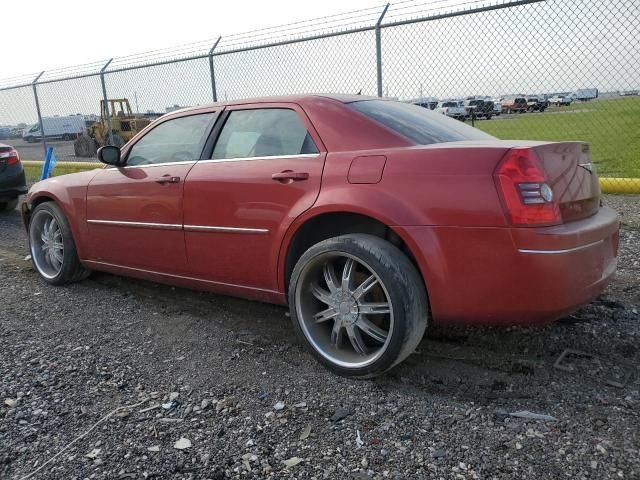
[{"xmin": 475, "ymin": 96, "xmax": 640, "ymax": 178}]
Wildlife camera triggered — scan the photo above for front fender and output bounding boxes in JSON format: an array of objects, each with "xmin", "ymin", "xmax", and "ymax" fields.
[{"xmin": 26, "ymin": 170, "xmax": 100, "ymax": 260}]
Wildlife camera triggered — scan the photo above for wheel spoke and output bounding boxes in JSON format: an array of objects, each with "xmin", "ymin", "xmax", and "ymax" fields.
[
  {"xmin": 330, "ymin": 320, "xmax": 343, "ymax": 347},
  {"xmin": 346, "ymin": 325, "xmax": 368, "ymax": 355},
  {"xmin": 49, "ymin": 219, "xmax": 58, "ymax": 237},
  {"xmin": 45, "ymin": 249, "xmax": 54, "ymax": 268},
  {"xmin": 314, "ymin": 307, "xmax": 338, "ymax": 323},
  {"xmin": 341, "ymin": 258, "xmax": 355, "ymax": 292},
  {"xmin": 352, "ymin": 275, "xmax": 378, "ymax": 300},
  {"xmin": 322, "ymin": 262, "xmax": 340, "ymax": 294},
  {"xmin": 51, "ymin": 242, "xmax": 64, "ymax": 250},
  {"xmin": 51, "ymin": 248, "xmax": 64, "ymax": 265},
  {"xmin": 358, "ymin": 302, "xmax": 391, "ymax": 315},
  {"xmin": 311, "ymin": 283, "xmax": 333, "ymax": 307},
  {"xmin": 356, "ymin": 317, "xmax": 389, "ymax": 343}
]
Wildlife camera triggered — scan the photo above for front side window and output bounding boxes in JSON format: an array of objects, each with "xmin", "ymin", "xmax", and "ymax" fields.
[
  {"xmin": 349, "ymin": 100, "xmax": 495, "ymax": 145},
  {"xmin": 126, "ymin": 113, "xmax": 216, "ymax": 166},
  {"xmin": 212, "ymin": 108, "xmax": 318, "ymax": 160}
]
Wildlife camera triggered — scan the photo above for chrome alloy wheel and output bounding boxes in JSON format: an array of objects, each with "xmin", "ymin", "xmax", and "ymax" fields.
[
  {"xmin": 30, "ymin": 210, "xmax": 64, "ymax": 279},
  {"xmin": 295, "ymin": 253, "xmax": 394, "ymax": 369}
]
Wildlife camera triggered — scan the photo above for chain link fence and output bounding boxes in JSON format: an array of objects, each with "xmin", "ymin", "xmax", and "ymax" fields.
[{"xmin": 0, "ymin": 0, "xmax": 638, "ymax": 190}]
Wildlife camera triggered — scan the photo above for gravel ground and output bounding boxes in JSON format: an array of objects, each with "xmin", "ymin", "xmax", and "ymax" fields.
[{"xmin": 0, "ymin": 196, "xmax": 638, "ymax": 480}]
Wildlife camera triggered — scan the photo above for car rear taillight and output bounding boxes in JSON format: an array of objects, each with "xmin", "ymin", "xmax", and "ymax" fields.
[
  {"xmin": 0, "ymin": 148, "xmax": 20, "ymax": 165},
  {"xmin": 494, "ymin": 147, "xmax": 561, "ymax": 226}
]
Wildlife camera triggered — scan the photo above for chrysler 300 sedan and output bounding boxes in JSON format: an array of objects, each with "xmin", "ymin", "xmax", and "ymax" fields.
[{"xmin": 22, "ymin": 94, "xmax": 619, "ymax": 377}]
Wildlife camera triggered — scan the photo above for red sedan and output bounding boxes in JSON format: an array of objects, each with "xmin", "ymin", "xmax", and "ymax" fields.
[{"xmin": 23, "ymin": 95, "xmax": 619, "ymax": 377}]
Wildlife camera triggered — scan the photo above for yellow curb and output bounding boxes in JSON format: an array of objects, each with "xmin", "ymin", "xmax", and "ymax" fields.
[
  {"xmin": 22, "ymin": 160, "xmax": 101, "ymax": 169},
  {"xmin": 599, "ymin": 177, "xmax": 640, "ymax": 194}
]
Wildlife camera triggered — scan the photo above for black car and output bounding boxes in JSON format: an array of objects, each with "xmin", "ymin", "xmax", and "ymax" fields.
[
  {"xmin": 465, "ymin": 99, "xmax": 494, "ymax": 119},
  {"xmin": 0, "ymin": 143, "xmax": 27, "ymax": 211}
]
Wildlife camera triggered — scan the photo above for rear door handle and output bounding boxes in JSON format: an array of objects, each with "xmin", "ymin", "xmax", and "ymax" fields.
[
  {"xmin": 271, "ymin": 171, "xmax": 309, "ymax": 182},
  {"xmin": 156, "ymin": 175, "xmax": 181, "ymax": 184}
]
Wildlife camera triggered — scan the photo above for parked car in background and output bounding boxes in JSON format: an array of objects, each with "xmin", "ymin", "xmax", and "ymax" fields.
[
  {"xmin": 10, "ymin": 127, "xmax": 24, "ymax": 139},
  {"xmin": 464, "ymin": 99, "xmax": 494, "ymax": 119},
  {"xmin": 0, "ymin": 143, "xmax": 27, "ymax": 211},
  {"xmin": 411, "ymin": 97, "xmax": 439, "ymax": 110},
  {"xmin": 526, "ymin": 97, "xmax": 548, "ymax": 112},
  {"xmin": 22, "ymin": 115, "xmax": 86, "ymax": 143},
  {"xmin": 0, "ymin": 127, "xmax": 11, "ymax": 140},
  {"xmin": 23, "ymin": 94, "xmax": 618, "ymax": 377},
  {"xmin": 435, "ymin": 100, "xmax": 466, "ymax": 120},
  {"xmin": 501, "ymin": 96, "xmax": 528, "ymax": 113},
  {"xmin": 548, "ymin": 94, "xmax": 574, "ymax": 106},
  {"xmin": 491, "ymin": 99, "xmax": 502, "ymax": 116}
]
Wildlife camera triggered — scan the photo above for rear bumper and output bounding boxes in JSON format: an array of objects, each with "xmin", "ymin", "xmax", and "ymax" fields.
[
  {"xmin": 395, "ymin": 207, "xmax": 620, "ymax": 325},
  {"xmin": 0, "ymin": 167, "xmax": 27, "ymax": 200}
]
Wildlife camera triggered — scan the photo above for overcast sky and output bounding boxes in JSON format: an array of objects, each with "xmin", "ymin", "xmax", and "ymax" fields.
[
  {"xmin": 1, "ymin": 0, "xmax": 637, "ymax": 126},
  {"xmin": 3, "ymin": 0, "xmax": 382, "ymax": 77}
]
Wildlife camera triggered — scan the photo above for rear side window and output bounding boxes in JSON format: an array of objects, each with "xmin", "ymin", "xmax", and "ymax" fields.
[
  {"xmin": 348, "ymin": 100, "xmax": 494, "ymax": 145},
  {"xmin": 212, "ymin": 109, "xmax": 319, "ymax": 159}
]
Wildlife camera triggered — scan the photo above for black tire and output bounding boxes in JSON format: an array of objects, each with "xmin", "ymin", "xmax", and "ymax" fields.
[
  {"xmin": 62, "ymin": 133, "xmax": 72, "ymax": 141},
  {"xmin": 289, "ymin": 234, "xmax": 428, "ymax": 378},
  {"xmin": 0, "ymin": 198, "xmax": 19, "ymax": 212},
  {"xmin": 25, "ymin": 136, "xmax": 34, "ymax": 143},
  {"xmin": 29, "ymin": 202, "xmax": 90, "ymax": 285}
]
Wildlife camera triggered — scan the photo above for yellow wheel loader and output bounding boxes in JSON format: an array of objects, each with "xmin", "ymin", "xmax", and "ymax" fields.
[{"xmin": 74, "ymin": 99, "xmax": 153, "ymax": 157}]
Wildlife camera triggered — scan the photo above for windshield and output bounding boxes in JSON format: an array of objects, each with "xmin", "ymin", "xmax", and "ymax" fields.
[{"xmin": 348, "ymin": 100, "xmax": 495, "ymax": 145}]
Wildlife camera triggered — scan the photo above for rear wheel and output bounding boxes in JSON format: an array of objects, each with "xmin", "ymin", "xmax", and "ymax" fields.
[
  {"xmin": 289, "ymin": 234, "xmax": 428, "ymax": 378},
  {"xmin": 0, "ymin": 198, "xmax": 18, "ymax": 212},
  {"xmin": 29, "ymin": 202, "xmax": 90, "ymax": 285}
]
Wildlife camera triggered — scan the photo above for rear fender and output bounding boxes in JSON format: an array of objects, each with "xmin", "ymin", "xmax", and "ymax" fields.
[{"xmin": 276, "ymin": 187, "xmax": 429, "ymax": 294}]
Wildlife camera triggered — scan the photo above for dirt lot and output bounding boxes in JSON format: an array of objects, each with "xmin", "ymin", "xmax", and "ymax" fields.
[
  {"xmin": 6, "ymin": 139, "xmax": 96, "ymax": 162},
  {"xmin": 0, "ymin": 196, "xmax": 638, "ymax": 480}
]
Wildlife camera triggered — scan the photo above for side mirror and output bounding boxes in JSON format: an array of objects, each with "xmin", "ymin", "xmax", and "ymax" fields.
[{"xmin": 97, "ymin": 145, "xmax": 122, "ymax": 166}]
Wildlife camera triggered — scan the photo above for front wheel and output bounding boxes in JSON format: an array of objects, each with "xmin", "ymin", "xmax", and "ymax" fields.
[
  {"xmin": 289, "ymin": 234, "xmax": 428, "ymax": 378},
  {"xmin": 29, "ymin": 202, "xmax": 90, "ymax": 285}
]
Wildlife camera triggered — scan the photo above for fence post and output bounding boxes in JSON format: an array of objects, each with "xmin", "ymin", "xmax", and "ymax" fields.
[
  {"xmin": 209, "ymin": 36, "xmax": 222, "ymax": 102},
  {"xmin": 375, "ymin": 3, "xmax": 390, "ymax": 97},
  {"xmin": 31, "ymin": 71, "xmax": 46, "ymax": 159},
  {"xmin": 100, "ymin": 59, "xmax": 114, "ymax": 146}
]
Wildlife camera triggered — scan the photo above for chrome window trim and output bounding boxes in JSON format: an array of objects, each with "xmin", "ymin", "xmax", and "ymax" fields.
[
  {"xmin": 184, "ymin": 225, "xmax": 269, "ymax": 234},
  {"xmin": 120, "ymin": 160, "xmax": 197, "ymax": 169},
  {"xmin": 87, "ymin": 219, "xmax": 183, "ymax": 231},
  {"xmin": 198, "ymin": 153, "xmax": 320, "ymax": 164},
  {"xmin": 517, "ymin": 239, "xmax": 603, "ymax": 255}
]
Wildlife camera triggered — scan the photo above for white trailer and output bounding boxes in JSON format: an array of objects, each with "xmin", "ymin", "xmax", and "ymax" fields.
[
  {"xmin": 22, "ymin": 115, "xmax": 86, "ymax": 143},
  {"xmin": 574, "ymin": 88, "xmax": 598, "ymax": 101}
]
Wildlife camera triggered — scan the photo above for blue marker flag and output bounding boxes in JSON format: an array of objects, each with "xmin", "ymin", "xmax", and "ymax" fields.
[{"xmin": 40, "ymin": 147, "xmax": 57, "ymax": 180}]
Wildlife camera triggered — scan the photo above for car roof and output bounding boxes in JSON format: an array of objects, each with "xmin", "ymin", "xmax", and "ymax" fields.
[{"xmin": 169, "ymin": 94, "xmax": 382, "ymax": 115}]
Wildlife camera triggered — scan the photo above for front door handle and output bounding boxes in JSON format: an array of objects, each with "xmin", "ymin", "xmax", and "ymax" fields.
[
  {"xmin": 156, "ymin": 175, "xmax": 181, "ymax": 184},
  {"xmin": 271, "ymin": 171, "xmax": 309, "ymax": 182}
]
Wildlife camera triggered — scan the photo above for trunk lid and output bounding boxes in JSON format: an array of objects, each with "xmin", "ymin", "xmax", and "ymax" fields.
[{"xmin": 534, "ymin": 142, "xmax": 600, "ymax": 223}]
